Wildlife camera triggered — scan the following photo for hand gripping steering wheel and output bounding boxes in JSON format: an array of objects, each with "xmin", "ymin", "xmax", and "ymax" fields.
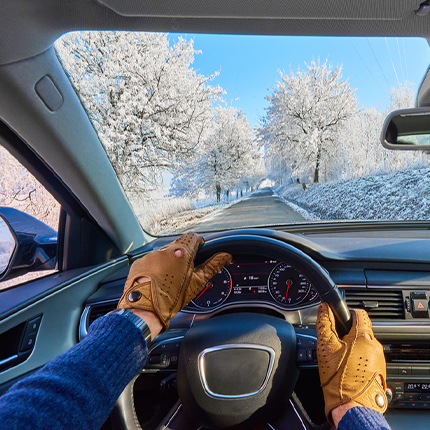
[
  {"xmin": 112, "ymin": 234, "xmax": 352, "ymax": 429},
  {"xmin": 176, "ymin": 235, "xmax": 352, "ymax": 429}
]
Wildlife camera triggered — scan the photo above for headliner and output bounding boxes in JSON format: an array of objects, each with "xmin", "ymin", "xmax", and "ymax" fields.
[{"xmin": 0, "ymin": 0, "xmax": 429, "ymax": 65}]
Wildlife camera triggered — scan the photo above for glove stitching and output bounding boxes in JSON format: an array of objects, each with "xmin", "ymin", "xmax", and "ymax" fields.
[
  {"xmin": 340, "ymin": 311, "xmax": 359, "ymax": 401},
  {"xmin": 149, "ymin": 276, "xmax": 170, "ymax": 327},
  {"xmin": 353, "ymin": 372, "xmax": 380, "ymax": 402},
  {"xmin": 167, "ymin": 236, "xmax": 203, "ymax": 323}
]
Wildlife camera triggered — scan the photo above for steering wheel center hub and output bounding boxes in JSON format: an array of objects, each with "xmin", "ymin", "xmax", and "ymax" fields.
[
  {"xmin": 177, "ymin": 312, "xmax": 299, "ymax": 429},
  {"xmin": 199, "ymin": 344, "xmax": 275, "ymax": 398}
]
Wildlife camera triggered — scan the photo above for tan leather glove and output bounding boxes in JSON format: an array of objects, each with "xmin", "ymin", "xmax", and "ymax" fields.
[
  {"xmin": 316, "ymin": 303, "xmax": 387, "ymax": 427},
  {"xmin": 118, "ymin": 232, "xmax": 232, "ymax": 330}
]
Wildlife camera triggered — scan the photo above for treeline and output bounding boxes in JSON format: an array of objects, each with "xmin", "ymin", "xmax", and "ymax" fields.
[
  {"xmin": 260, "ymin": 60, "xmax": 428, "ymax": 186},
  {"xmin": 56, "ymin": 32, "xmax": 265, "ymax": 205}
]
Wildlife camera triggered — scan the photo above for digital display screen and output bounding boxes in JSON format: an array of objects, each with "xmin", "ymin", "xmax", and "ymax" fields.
[
  {"xmin": 405, "ymin": 383, "xmax": 430, "ymax": 393},
  {"xmin": 230, "ymin": 255, "xmax": 278, "ymax": 297}
]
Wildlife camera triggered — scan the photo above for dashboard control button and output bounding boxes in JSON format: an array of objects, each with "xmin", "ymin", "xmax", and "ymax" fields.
[
  {"xmin": 20, "ymin": 333, "xmax": 37, "ymax": 352},
  {"xmin": 399, "ymin": 366, "xmax": 411, "ymax": 375},
  {"xmin": 24, "ymin": 316, "xmax": 42, "ymax": 337},
  {"xmin": 387, "ymin": 366, "xmax": 398, "ymax": 375},
  {"xmin": 410, "ymin": 292, "xmax": 429, "ymax": 318},
  {"xmin": 406, "ymin": 394, "xmax": 423, "ymax": 401},
  {"xmin": 394, "ymin": 392, "xmax": 403, "ymax": 400},
  {"xmin": 386, "ymin": 387, "xmax": 393, "ymax": 403},
  {"xmin": 412, "ymin": 367, "xmax": 429, "ymax": 375},
  {"xmin": 393, "ymin": 382, "xmax": 403, "ymax": 392}
]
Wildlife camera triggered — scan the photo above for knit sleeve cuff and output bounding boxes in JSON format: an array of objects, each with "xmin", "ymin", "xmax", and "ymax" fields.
[{"xmin": 337, "ymin": 406, "xmax": 391, "ymax": 430}]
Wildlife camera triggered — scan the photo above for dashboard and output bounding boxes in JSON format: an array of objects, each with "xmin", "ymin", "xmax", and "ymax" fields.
[
  {"xmin": 185, "ymin": 254, "xmax": 319, "ymax": 312},
  {"xmin": 76, "ymin": 229, "xmax": 430, "ymax": 428}
]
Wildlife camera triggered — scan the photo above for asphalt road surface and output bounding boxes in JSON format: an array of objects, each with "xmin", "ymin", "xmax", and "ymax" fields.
[{"xmin": 193, "ymin": 188, "xmax": 306, "ymax": 232}]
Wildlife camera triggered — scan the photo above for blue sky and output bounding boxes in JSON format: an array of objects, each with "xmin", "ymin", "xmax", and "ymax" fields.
[{"xmin": 180, "ymin": 35, "xmax": 430, "ymax": 127}]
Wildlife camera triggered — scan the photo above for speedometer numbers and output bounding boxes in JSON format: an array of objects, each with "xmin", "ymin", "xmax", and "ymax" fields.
[
  {"xmin": 268, "ymin": 263, "xmax": 316, "ymax": 306},
  {"xmin": 192, "ymin": 267, "xmax": 232, "ymax": 309},
  {"xmin": 190, "ymin": 258, "xmax": 319, "ymax": 310}
]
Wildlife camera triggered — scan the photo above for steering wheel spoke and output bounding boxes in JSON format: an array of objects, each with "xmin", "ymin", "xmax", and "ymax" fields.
[
  {"xmin": 175, "ymin": 234, "xmax": 351, "ymax": 429},
  {"xmin": 116, "ymin": 234, "xmax": 349, "ymax": 429}
]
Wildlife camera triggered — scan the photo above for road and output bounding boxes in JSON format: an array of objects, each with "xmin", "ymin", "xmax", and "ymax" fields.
[{"xmin": 193, "ymin": 188, "xmax": 305, "ymax": 232}]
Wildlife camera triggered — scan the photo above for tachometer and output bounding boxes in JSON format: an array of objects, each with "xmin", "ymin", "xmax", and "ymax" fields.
[
  {"xmin": 268, "ymin": 263, "xmax": 311, "ymax": 306},
  {"xmin": 192, "ymin": 267, "xmax": 232, "ymax": 309}
]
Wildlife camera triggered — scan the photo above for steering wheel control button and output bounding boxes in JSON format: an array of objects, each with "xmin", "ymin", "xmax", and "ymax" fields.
[
  {"xmin": 146, "ymin": 338, "xmax": 182, "ymax": 369},
  {"xmin": 410, "ymin": 292, "xmax": 429, "ymax": 318},
  {"xmin": 296, "ymin": 334, "xmax": 318, "ymax": 366},
  {"xmin": 297, "ymin": 349, "xmax": 306, "ymax": 362},
  {"xmin": 128, "ymin": 290, "xmax": 142, "ymax": 302}
]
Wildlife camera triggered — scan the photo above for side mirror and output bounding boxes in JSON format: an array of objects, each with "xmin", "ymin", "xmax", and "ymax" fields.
[
  {"xmin": 0, "ymin": 207, "xmax": 57, "ymax": 282},
  {"xmin": 381, "ymin": 108, "xmax": 430, "ymax": 150},
  {"xmin": 0, "ymin": 217, "xmax": 15, "ymax": 277}
]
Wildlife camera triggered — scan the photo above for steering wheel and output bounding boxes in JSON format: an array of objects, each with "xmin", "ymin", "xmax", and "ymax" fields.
[
  {"xmin": 112, "ymin": 234, "xmax": 352, "ymax": 430},
  {"xmin": 177, "ymin": 235, "xmax": 351, "ymax": 429}
]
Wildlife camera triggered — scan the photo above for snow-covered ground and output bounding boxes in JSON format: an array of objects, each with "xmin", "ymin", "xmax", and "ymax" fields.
[
  {"xmin": 277, "ymin": 167, "xmax": 430, "ymax": 221},
  {"xmin": 137, "ymin": 194, "xmax": 251, "ymax": 235}
]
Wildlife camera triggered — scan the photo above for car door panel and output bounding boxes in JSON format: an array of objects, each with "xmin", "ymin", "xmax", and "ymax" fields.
[{"xmin": 0, "ymin": 257, "xmax": 129, "ymax": 388}]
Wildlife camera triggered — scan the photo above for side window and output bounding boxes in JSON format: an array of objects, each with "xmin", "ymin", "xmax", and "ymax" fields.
[{"xmin": 0, "ymin": 146, "xmax": 60, "ymax": 290}]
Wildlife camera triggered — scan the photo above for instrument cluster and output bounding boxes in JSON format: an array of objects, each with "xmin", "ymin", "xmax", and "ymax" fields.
[{"xmin": 186, "ymin": 254, "xmax": 319, "ymax": 312}]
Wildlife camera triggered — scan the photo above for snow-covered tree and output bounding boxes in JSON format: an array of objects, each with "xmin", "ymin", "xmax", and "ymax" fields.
[
  {"xmin": 335, "ymin": 108, "xmax": 386, "ymax": 179},
  {"xmin": 389, "ymin": 81, "xmax": 415, "ymax": 111},
  {"xmin": 261, "ymin": 60, "xmax": 358, "ymax": 184},
  {"xmin": 171, "ymin": 107, "xmax": 264, "ymax": 202},
  {"xmin": 55, "ymin": 32, "xmax": 224, "ymax": 198},
  {"xmin": 0, "ymin": 147, "xmax": 60, "ymax": 229},
  {"xmin": 337, "ymin": 82, "xmax": 428, "ymax": 178}
]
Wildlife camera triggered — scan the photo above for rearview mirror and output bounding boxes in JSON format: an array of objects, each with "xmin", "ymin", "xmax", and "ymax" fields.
[
  {"xmin": 0, "ymin": 207, "xmax": 57, "ymax": 282},
  {"xmin": 381, "ymin": 108, "xmax": 430, "ymax": 150}
]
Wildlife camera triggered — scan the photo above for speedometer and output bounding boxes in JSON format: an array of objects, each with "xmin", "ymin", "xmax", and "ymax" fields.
[
  {"xmin": 192, "ymin": 267, "xmax": 232, "ymax": 309},
  {"xmin": 268, "ymin": 263, "xmax": 311, "ymax": 306}
]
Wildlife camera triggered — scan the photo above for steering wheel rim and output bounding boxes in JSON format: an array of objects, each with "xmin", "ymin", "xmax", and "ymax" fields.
[
  {"xmin": 196, "ymin": 234, "xmax": 352, "ymax": 336},
  {"xmin": 112, "ymin": 233, "xmax": 352, "ymax": 430},
  {"xmin": 174, "ymin": 234, "xmax": 352, "ymax": 429}
]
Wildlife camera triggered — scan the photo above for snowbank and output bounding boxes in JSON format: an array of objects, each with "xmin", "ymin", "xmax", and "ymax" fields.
[{"xmin": 278, "ymin": 167, "xmax": 430, "ymax": 221}]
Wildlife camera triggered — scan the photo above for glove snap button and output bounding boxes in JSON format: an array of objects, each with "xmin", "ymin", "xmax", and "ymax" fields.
[
  {"xmin": 128, "ymin": 290, "xmax": 142, "ymax": 302},
  {"xmin": 375, "ymin": 393, "xmax": 385, "ymax": 408}
]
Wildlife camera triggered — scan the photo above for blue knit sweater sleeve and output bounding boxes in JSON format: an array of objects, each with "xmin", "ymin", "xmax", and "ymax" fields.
[
  {"xmin": 0, "ymin": 314, "xmax": 148, "ymax": 430},
  {"xmin": 337, "ymin": 406, "xmax": 391, "ymax": 430}
]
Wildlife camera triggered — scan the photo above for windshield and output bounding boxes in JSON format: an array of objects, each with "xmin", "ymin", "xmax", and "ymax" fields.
[{"xmin": 55, "ymin": 33, "xmax": 430, "ymax": 235}]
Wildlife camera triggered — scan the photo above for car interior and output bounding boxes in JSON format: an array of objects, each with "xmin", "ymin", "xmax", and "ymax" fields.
[{"xmin": 2, "ymin": 0, "xmax": 430, "ymax": 429}]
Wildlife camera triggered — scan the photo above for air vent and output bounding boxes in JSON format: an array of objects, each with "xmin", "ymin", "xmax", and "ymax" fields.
[
  {"xmin": 88, "ymin": 301, "xmax": 118, "ymax": 326},
  {"xmin": 344, "ymin": 289, "xmax": 404, "ymax": 320}
]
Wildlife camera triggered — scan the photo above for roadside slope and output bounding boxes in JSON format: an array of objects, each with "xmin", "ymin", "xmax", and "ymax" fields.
[{"xmin": 278, "ymin": 167, "xmax": 430, "ymax": 221}]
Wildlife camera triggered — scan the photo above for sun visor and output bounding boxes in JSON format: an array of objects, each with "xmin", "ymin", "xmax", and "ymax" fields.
[{"xmin": 93, "ymin": 0, "xmax": 414, "ymax": 19}]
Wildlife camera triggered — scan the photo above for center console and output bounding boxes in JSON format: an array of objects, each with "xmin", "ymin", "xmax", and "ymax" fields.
[{"xmin": 386, "ymin": 346, "xmax": 430, "ymax": 409}]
